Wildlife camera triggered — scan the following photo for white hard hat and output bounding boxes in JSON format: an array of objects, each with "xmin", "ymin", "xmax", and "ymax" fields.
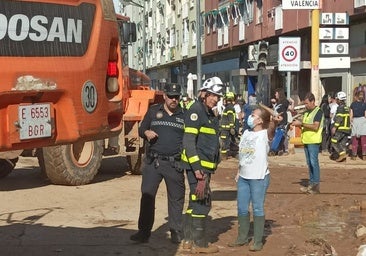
[
  {"xmin": 336, "ymin": 91, "xmax": 346, "ymax": 101},
  {"xmin": 206, "ymin": 84, "xmax": 224, "ymax": 97},
  {"xmin": 200, "ymin": 76, "xmax": 223, "ymax": 91}
]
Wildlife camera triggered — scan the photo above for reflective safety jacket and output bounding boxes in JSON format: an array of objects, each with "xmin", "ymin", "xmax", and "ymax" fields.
[
  {"xmin": 181, "ymin": 101, "xmax": 220, "ymax": 173},
  {"xmin": 220, "ymin": 103, "xmax": 236, "ymax": 130},
  {"xmin": 334, "ymin": 104, "xmax": 351, "ymax": 133},
  {"xmin": 301, "ymin": 106, "xmax": 324, "ymax": 144}
]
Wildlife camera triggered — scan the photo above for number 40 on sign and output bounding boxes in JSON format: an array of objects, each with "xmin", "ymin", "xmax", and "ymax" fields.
[{"xmin": 278, "ymin": 37, "xmax": 301, "ymax": 72}]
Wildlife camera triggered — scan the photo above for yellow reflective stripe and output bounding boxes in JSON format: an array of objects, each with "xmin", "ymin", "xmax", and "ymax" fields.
[
  {"xmin": 191, "ymin": 214, "xmax": 206, "ymax": 218},
  {"xmin": 181, "ymin": 150, "xmax": 188, "ymax": 162},
  {"xmin": 185, "ymin": 127, "xmax": 198, "ymax": 134},
  {"xmin": 181, "ymin": 150, "xmax": 199, "ymax": 164},
  {"xmin": 201, "ymin": 160, "xmax": 216, "ymax": 169},
  {"xmin": 186, "ymin": 209, "xmax": 193, "ymax": 214},
  {"xmin": 189, "ymin": 155, "xmax": 200, "ymax": 163},
  {"xmin": 191, "ymin": 194, "xmax": 197, "ymax": 201},
  {"xmin": 200, "ymin": 127, "xmax": 216, "ymax": 134}
]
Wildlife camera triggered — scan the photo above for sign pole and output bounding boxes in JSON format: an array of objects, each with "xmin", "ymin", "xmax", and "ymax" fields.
[
  {"xmin": 286, "ymin": 71, "xmax": 291, "ymax": 99},
  {"xmin": 311, "ymin": 9, "xmax": 321, "ymax": 103}
]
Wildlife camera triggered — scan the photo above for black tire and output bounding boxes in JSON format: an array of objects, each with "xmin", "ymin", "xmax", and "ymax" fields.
[
  {"xmin": 0, "ymin": 158, "xmax": 18, "ymax": 179},
  {"xmin": 40, "ymin": 140, "xmax": 103, "ymax": 185},
  {"xmin": 127, "ymin": 147, "xmax": 144, "ymax": 175}
]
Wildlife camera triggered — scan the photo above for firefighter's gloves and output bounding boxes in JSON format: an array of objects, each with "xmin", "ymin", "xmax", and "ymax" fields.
[
  {"xmin": 230, "ymin": 128, "xmax": 236, "ymax": 136},
  {"xmin": 194, "ymin": 170, "xmax": 208, "ymax": 200}
]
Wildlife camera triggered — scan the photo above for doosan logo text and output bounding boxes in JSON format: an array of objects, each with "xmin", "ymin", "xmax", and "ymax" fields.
[{"xmin": 0, "ymin": 14, "xmax": 82, "ymax": 43}]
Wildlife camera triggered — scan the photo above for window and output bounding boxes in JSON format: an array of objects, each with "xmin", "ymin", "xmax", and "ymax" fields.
[{"xmin": 256, "ymin": 0, "xmax": 263, "ymax": 24}]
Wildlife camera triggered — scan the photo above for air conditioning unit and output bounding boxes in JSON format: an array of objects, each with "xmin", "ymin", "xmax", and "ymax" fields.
[{"xmin": 355, "ymin": 0, "xmax": 366, "ymax": 8}]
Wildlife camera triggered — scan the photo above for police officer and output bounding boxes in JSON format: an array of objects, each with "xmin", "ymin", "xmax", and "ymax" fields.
[
  {"xmin": 330, "ymin": 91, "xmax": 351, "ymax": 162},
  {"xmin": 180, "ymin": 77, "xmax": 223, "ymax": 254},
  {"xmin": 130, "ymin": 83, "xmax": 185, "ymax": 244},
  {"xmin": 220, "ymin": 92, "xmax": 237, "ymax": 158}
]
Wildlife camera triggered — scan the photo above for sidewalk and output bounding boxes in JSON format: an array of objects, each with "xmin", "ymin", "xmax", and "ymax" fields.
[{"xmin": 268, "ymin": 148, "xmax": 366, "ymax": 169}]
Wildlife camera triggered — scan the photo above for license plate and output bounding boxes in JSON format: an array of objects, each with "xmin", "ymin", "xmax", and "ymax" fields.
[{"xmin": 18, "ymin": 104, "xmax": 52, "ymax": 140}]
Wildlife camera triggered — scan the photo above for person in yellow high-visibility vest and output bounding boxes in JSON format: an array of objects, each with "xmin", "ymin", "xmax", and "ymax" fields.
[{"xmin": 292, "ymin": 92, "xmax": 324, "ymax": 194}]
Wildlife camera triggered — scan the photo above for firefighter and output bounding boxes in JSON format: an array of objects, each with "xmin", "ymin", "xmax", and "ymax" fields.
[
  {"xmin": 220, "ymin": 91, "xmax": 238, "ymax": 158},
  {"xmin": 130, "ymin": 83, "xmax": 185, "ymax": 244},
  {"xmin": 330, "ymin": 91, "xmax": 351, "ymax": 162},
  {"xmin": 180, "ymin": 77, "xmax": 223, "ymax": 254}
]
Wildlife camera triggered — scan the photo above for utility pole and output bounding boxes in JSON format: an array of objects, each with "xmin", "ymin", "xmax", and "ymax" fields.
[
  {"xmin": 196, "ymin": 0, "xmax": 202, "ymax": 89},
  {"xmin": 142, "ymin": 2, "xmax": 146, "ymax": 74},
  {"xmin": 311, "ymin": 9, "xmax": 320, "ymax": 103}
]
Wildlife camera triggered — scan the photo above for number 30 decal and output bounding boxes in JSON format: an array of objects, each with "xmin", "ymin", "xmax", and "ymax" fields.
[{"xmin": 82, "ymin": 81, "xmax": 98, "ymax": 113}]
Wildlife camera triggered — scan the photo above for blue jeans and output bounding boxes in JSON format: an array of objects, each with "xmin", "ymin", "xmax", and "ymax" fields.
[
  {"xmin": 304, "ymin": 144, "xmax": 320, "ymax": 185},
  {"xmin": 270, "ymin": 127, "xmax": 285, "ymax": 152},
  {"xmin": 237, "ymin": 174, "xmax": 270, "ymax": 217}
]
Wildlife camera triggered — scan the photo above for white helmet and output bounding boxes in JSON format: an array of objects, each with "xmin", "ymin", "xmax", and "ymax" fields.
[
  {"xmin": 336, "ymin": 91, "xmax": 346, "ymax": 101},
  {"xmin": 200, "ymin": 76, "xmax": 223, "ymax": 91},
  {"xmin": 206, "ymin": 83, "xmax": 224, "ymax": 97}
]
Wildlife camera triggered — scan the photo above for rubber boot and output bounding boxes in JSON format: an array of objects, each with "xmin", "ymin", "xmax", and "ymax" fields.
[
  {"xmin": 191, "ymin": 217, "xmax": 219, "ymax": 254},
  {"xmin": 228, "ymin": 215, "xmax": 250, "ymax": 247},
  {"xmin": 182, "ymin": 213, "xmax": 193, "ymax": 250},
  {"xmin": 249, "ymin": 216, "xmax": 265, "ymax": 251}
]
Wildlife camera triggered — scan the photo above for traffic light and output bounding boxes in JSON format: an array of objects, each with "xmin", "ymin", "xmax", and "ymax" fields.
[{"xmin": 257, "ymin": 41, "xmax": 269, "ymax": 70}]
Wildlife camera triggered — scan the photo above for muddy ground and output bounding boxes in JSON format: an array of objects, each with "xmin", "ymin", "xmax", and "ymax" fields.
[{"xmin": 0, "ymin": 154, "xmax": 366, "ymax": 256}]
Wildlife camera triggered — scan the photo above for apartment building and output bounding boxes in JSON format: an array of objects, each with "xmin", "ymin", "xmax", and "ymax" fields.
[{"xmin": 123, "ymin": 0, "xmax": 366, "ymax": 104}]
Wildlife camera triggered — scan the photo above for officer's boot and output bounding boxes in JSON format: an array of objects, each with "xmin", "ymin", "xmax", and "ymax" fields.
[
  {"xmin": 182, "ymin": 213, "xmax": 193, "ymax": 250},
  {"xmin": 249, "ymin": 216, "xmax": 265, "ymax": 251},
  {"xmin": 190, "ymin": 217, "xmax": 219, "ymax": 254},
  {"xmin": 228, "ymin": 215, "xmax": 250, "ymax": 247}
]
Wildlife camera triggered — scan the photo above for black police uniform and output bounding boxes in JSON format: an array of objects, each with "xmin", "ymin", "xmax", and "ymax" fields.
[
  {"xmin": 132, "ymin": 100, "xmax": 185, "ymax": 243},
  {"xmin": 180, "ymin": 100, "xmax": 220, "ymax": 248}
]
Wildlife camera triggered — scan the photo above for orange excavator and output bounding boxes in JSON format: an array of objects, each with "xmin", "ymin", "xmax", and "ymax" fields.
[{"xmin": 0, "ymin": 0, "xmax": 162, "ymax": 185}]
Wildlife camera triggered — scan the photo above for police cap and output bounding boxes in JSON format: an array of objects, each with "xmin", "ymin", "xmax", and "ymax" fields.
[{"xmin": 164, "ymin": 83, "xmax": 181, "ymax": 96}]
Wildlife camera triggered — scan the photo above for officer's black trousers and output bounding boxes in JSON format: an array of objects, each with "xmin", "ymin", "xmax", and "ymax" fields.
[{"xmin": 137, "ymin": 159, "xmax": 185, "ymax": 233}]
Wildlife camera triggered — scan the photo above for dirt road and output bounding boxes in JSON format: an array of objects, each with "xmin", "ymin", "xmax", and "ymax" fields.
[{"xmin": 1, "ymin": 155, "xmax": 366, "ymax": 256}]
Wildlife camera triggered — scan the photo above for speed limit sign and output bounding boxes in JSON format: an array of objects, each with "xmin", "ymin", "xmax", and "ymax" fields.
[{"xmin": 279, "ymin": 37, "xmax": 301, "ymax": 71}]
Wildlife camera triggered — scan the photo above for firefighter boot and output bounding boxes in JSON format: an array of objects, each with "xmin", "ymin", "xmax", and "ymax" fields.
[
  {"xmin": 228, "ymin": 215, "xmax": 250, "ymax": 247},
  {"xmin": 182, "ymin": 213, "xmax": 193, "ymax": 250},
  {"xmin": 190, "ymin": 217, "xmax": 219, "ymax": 254},
  {"xmin": 335, "ymin": 152, "xmax": 347, "ymax": 162},
  {"xmin": 249, "ymin": 216, "xmax": 265, "ymax": 251}
]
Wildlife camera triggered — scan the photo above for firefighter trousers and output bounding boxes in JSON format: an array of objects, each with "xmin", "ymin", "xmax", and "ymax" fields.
[
  {"xmin": 331, "ymin": 131, "xmax": 350, "ymax": 155},
  {"xmin": 185, "ymin": 169, "xmax": 212, "ymax": 218}
]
